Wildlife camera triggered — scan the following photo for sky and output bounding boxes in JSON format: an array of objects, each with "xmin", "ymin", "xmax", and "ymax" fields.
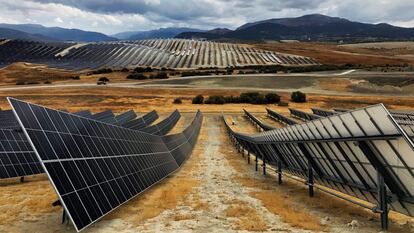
[{"xmin": 0, "ymin": 0, "xmax": 413, "ymax": 35}]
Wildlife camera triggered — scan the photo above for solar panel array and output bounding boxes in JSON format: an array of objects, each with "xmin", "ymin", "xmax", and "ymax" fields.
[
  {"xmin": 289, "ymin": 108, "xmax": 321, "ymax": 121},
  {"xmin": 311, "ymin": 108, "xmax": 336, "ymax": 117},
  {"xmin": 224, "ymin": 105, "xmax": 414, "ymax": 230},
  {"xmin": 266, "ymin": 108, "xmax": 297, "ymax": 125},
  {"xmin": 9, "ymin": 97, "xmax": 203, "ymax": 231},
  {"xmin": 121, "ymin": 110, "xmax": 159, "ymax": 130},
  {"xmin": 243, "ymin": 109, "xmax": 276, "ymax": 131},
  {"xmin": 0, "ymin": 39, "xmax": 319, "ymax": 70},
  {"xmin": 139, "ymin": 110, "xmax": 181, "ymax": 136}
]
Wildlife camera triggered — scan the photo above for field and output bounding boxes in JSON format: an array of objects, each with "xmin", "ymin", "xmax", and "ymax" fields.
[
  {"xmin": 1, "ymin": 41, "xmax": 414, "ymax": 232},
  {"xmin": 254, "ymin": 42, "xmax": 414, "ymax": 66}
]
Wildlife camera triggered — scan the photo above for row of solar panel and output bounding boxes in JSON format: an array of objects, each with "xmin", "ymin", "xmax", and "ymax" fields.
[
  {"xmin": 0, "ymin": 39, "xmax": 319, "ymax": 70},
  {"xmin": 0, "ymin": 106, "xmax": 181, "ymax": 180},
  {"xmin": 226, "ymin": 106, "xmax": 414, "ymax": 227},
  {"xmin": 6, "ymin": 98, "xmax": 203, "ymax": 231}
]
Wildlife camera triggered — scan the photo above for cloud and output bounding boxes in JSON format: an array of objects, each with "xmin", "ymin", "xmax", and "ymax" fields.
[
  {"xmin": 53, "ymin": 17, "xmax": 63, "ymax": 23},
  {"xmin": 0, "ymin": 0, "xmax": 413, "ymax": 34}
]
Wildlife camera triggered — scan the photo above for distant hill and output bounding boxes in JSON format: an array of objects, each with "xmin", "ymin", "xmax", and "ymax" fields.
[
  {"xmin": 113, "ymin": 27, "xmax": 205, "ymax": 40},
  {"xmin": 0, "ymin": 28, "xmax": 55, "ymax": 41},
  {"xmin": 0, "ymin": 23, "xmax": 116, "ymax": 42},
  {"xmin": 176, "ymin": 28, "xmax": 233, "ymax": 40},
  {"xmin": 176, "ymin": 14, "xmax": 414, "ymax": 42}
]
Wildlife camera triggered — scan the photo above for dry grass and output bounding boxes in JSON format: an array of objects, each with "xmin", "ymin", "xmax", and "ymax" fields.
[
  {"xmin": 0, "ymin": 63, "xmax": 76, "ymax": 86},
  {"xmin": 0, "ymin": 175, "xmax": 58, "ymax": 225},
  {"xmin": 251, "ymin": 191, "xmax": 323, "ymax": 231},
  {"xmin": 173, "ymin": 213, "xmax": 194, "ymax": 221},
  {"xmin": 254, "ymin": 42, "xmax": 414, "ymax": 66},
  {"xmin": 225, "ymin": 203, "xmax": 268, "ymax": 231}
]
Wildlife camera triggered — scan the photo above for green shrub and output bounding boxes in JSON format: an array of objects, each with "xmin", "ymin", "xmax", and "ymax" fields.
[
  {"xmin": 173, "ymin": 98, "xmax": 182, "ymax": 104},
  {"xmin": 92, "ymin": 68, "xmax": 113, "ymax": 74},
  {"xmin": 278, "ymin": 101, "xmax": 289, "ymax": 107},
  {"xmin": 121, "ymin": 68, "xmax": 129, "ymax": 72},
  {"xmin": 126, "ymin": 73, "xmax": 147, "ymax": 80},
  {"xmin": 192, "ymin": 95, "xmax": 204, "ymax": 104},
  {"xmin": 240, "ymin": 92, "xmax": 267, "ymax": 104},
  {"xmin": 224, "ymin": 95, "xmax": 241, "ymax": 103},
  {"xmin": 265, "ymin": 93, "xmax": 281, "ymax": 104},
  {"xmin": 205, "ymin": 95, "xmax": 225, "ymax": 104},
  {"xmin": 98, "ymin": 77, "xmax": 110, "ymax": 82},
  {"xmin": 291, "ymin": 91, "xmax": 306, "ymax": 103}
]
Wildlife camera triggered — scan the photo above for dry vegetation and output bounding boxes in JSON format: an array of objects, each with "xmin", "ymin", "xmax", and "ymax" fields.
[
  {"xmin": 0, "ymin": 175, "xmax": 58, "ymax": 225},
  {"xmin": 254, "ymin": 42, "xmax": 414, "ymax": 66}
]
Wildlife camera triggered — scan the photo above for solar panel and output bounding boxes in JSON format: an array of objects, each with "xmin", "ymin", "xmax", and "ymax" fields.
[
  {"xmin": 140, "ymin": 110, "xmax": 181, "ymax": 135},
  {"xmin": 0, "ymin": 110, "xmax": 20, "ymax": 129},
  {"xmin": 266, "ymin": 108, "xmax": 297, "ymax": 125},
  {"xmin": 333, "ymin": 108, "xmax": 350, "ymax": 113},
  {"xmin": 0, "ymin": 128, "xmax": 43, "ymax": 179},
  {"xmin": 289, "ymin": 108, "xmax": 321, "ymax": 121},
  {"xmin": 8, "ymin": 97, "xmax": 202, "ymax": 231},
  {"xmin": 115, "ymin": 110, "xmax": 137, "ymax": 125},
  {"xmin": 92, "ymin": 110, "xmax": 117, "ymax": 124},
  {"xmin": 311, "ymin": 108, "xmax": 336, "ymax": 117},
  {"xmin": 224, "ymin": 104, "xmax": 414, "ymax": 230},
  {"xmin": 121, "ymin": 110, "xmax": 159, "ymax": 130},
  {"xmin": 74, "ymin": 110, "xmax": 93, "ymax": 118},
  {"xmin": 243, "ymin": 109, "xmax": 276, "ymax": 131}
]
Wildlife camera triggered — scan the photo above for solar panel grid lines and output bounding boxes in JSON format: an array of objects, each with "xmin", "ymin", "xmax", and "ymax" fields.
[
  {"xmin": 0, "ymin": 128, "xmax": 43, "ymax": 179},
  {"xmin": 7, "ymin": 97, "xmax": 203, "ymax": 232},
  {"xmin": 92, "ymin": 110, "xmax": 117, "ymax": 124},
  {"xmin": 114, "ymin": 110, "xmax": 137, "ymax": 125},
  {"xmin": 223, "ymin": 104, "xmax": 414, "ymax": 222}
]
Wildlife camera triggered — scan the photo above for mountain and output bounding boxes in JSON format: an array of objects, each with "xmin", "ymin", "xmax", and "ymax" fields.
[
  {"xmin": 176, "ymin": 28, "xmax": 233, "ymax": 40},
  {"xmin": 0, "ymin": 23, "xmax": 116, "ymax": 42},
  {"xmin": 113, "ymin": 27, "xmax": 205, "ymax": 40},
  {"xmin": 0, "ymin": 28, "xmax": 55, "ymax": 41},
  {"xmin": 176, "ymin": 14, "xmax": 414, "ymax": 42}
]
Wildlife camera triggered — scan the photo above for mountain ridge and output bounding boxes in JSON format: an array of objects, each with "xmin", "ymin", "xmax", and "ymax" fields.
[
  {"xmin": 176, "ymin": 14, "xmax": 414, "ymax": 42},
  {"xmin": 0, "ymin": 23, "xmax": 116, "ymax": 42}
]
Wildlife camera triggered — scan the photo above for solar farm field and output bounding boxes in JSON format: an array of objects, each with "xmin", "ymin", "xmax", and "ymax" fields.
[
  {"xmin": 0, "ymin": 39, "xmax": 319, "ymax": 70},
  {"xmin": 0, "ymin": 82, "xmax": 412, "ymax": 232}
]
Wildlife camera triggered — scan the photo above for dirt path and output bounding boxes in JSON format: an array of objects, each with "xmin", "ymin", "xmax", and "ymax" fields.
[{"xmin": 125, "ymin": 116, "xmax": 299, "ymax": 232}]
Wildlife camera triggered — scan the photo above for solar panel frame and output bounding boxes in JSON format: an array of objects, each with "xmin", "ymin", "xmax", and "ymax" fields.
[
  {"xmin": 224, "ymin": 104, "xmax": 414, "ymax": 218},
  {"xmin": 8, "ymin": 97, "xmax": 203, "ymax": 232}
]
